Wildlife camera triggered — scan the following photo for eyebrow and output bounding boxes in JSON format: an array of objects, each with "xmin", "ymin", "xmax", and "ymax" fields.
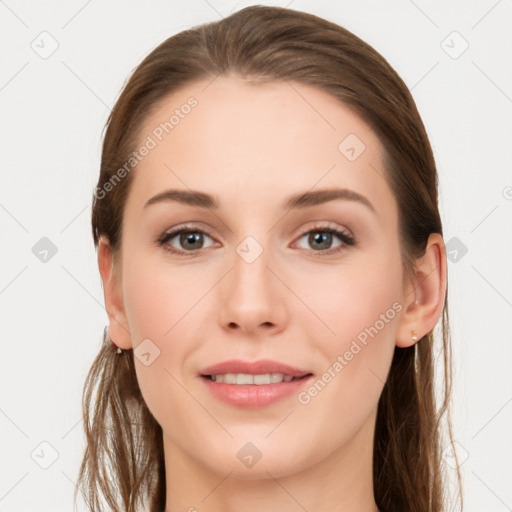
[{"xmin": 144, "ymin": 187, "xmax": 376, "ymax": 214}]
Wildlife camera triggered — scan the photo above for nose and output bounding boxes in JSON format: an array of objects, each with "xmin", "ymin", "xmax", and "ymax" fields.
[{"xmin": 218, "ymin": 241, "xmax": 288, "ymax": 336}]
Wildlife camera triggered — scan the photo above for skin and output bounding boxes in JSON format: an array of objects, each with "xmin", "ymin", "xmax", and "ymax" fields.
[{"xmin": 98, "ymin": 76, "xmax": 447, "ymax": 512}]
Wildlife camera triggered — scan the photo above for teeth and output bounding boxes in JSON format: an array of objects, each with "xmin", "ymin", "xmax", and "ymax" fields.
[{"xmin": 211, "ymin": 373, "xmax": 295, "ymax": 385}]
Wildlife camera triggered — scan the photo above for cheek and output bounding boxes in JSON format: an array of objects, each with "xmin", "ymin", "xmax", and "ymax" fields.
[
  {"xmin": 121, "ymin": 257, "xmax": 205, "ymax": 424},
  {"xmin": 296, "ymin": 250, "xmax": 402, "ymax": 402},
  {"xmin": 123, "ymin": 266, "xmax": 174, "ymax": 343},
  {"xmin": 298, "ymin": 249, "xmax": 402, "ymax": 345},
  {"xmin": 121, "ymin": 256, "xmax": 193, "ymax": 394},
  {"xmin": 123, "ymin": 254, "xmax": 208, "ymax": 344},
  {"xmin": 291, "ymin": 267, "xmax": 400, "ymax": 447}
]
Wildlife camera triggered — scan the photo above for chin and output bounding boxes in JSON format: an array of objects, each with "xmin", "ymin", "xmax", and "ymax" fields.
[
  {"xmin": 223, "ymin": 458, "xmax": 299, "ymax": 481},
  {"xmin": 199, "ymin": 440, "xmax": 312, "ymax": 481}
]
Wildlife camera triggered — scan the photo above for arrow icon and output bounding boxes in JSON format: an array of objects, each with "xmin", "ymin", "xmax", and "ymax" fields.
[
  {"xmin": 134, "ymin": 339, "xmax": 161, "ymax": 366},
  {"xmin": 32, "ymin": 237, "xmax": 58, "ymax": 262},
  {"xmin": 31, "ymin": 31, "xmax": 59, "ymax": 60},
  {"xmin": 236, "ymin": 441, "xmax": 262, "ymax": 467},
  {"xmin": 338, "ymin": 134, "xmax": 365, "ymax": 161},
  {"xmin": 31, "ymin": 441, "xmax": 59, "ymax": 469},
  {"xmin": 440, "ymin": 31, "xmax": 469, "ymax": 60},
  {"xmin": 236, "ymin": 236, "xmax": 263, "ymax": 263},
  {"xmin": 445, "ymin": 236, "xmax": 468, "ymax": 263}
]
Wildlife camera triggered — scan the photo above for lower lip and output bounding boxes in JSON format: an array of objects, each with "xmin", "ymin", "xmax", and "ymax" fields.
[{"xmin": 200, "ymin": 375, "xmax": 313, "ymax": 408}]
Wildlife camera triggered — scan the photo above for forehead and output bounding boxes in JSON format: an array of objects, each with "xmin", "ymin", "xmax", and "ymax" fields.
[{"xmin": 128, "ymin": 76, "xmax": 395, "ymax": 219}]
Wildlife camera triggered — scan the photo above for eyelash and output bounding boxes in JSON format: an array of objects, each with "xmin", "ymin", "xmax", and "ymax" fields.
[{"xmin": 156, "ymin": 222, "xmax": 355, "ymax": 257}]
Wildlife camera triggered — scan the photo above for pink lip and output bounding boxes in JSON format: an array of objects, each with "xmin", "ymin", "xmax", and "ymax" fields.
[
  {"xmin": 199, "ymin": 359, "xmax": 314, "ymax": 409},
  {"xmin": 199, "ymin": 359, "xmax": 311, "ymax": 378}
]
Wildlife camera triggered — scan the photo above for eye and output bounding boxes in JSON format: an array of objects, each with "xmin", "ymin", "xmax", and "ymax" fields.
[
  {"xmin": 156, "ymin": 223, "xmax": 355, "ymax": 256},
  {"xmin": 157, "ymin": 226, "xmax": 216, "ymax": 255},
  {"xmin": 294, "ymin": 225, "xmax": 355, "ymax": 254}
]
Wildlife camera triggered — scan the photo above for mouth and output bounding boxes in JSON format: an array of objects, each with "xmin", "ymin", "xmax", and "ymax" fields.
[
  {"xmin": 198, "ymin": 358, "xmax": 314, "ymax": 408},
  {"xmin": 199, "ymin": 358, "xmax": 313, "ymax": 382},
  {"xmin": 201, "ymin": 372, "xmax": 313, "ymax": 385}
]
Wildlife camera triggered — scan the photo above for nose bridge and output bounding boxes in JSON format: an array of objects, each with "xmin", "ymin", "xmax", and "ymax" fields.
[
  {"xmin": 218, "ymin": 230, "xmax": 285, "ymax": 333},
  {"xmin": 231, "ymin": 233, "xmax": 273, "ymax": 304}
]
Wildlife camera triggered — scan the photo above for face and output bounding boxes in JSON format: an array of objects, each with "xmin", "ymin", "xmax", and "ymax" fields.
[{"xmin": 111, "ymin": 76, "xmax": 409, "ymax": 480}]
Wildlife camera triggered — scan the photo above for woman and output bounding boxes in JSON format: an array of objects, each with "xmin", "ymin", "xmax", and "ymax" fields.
[{"xmin": 76, "ymin": 5, "xmax": 463, "ymax": 511}]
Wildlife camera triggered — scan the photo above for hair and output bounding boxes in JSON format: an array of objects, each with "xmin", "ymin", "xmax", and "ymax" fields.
[{"xmin": 76, "ymin": 5, "xmax": 463, "ymax": 512}]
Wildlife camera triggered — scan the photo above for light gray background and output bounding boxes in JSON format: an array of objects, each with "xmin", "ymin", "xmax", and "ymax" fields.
[{"xmin": 1, "ymin": 1, "xmax": 511, "ymax": 511}]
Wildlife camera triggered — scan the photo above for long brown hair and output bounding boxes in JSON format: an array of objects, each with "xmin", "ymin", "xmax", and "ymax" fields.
[{"xmin": 76, "ymin": 5, "xmax": 463, "ymax": 511}]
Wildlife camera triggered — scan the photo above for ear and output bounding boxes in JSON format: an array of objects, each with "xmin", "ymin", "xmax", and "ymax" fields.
[
  {"xmin": 396, "ymin": 233, "xmax": 447, "ymax": 348},
  {"xmin": 97, "ymin": 236, "xmax": 133, "ymax": 349}
]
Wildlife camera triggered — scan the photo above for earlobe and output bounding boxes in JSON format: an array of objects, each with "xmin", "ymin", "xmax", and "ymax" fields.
[
  {"xmin": 396, "ymin": 233, "xmax": 447, "ymax": 348},
  {"xmin": 97, "ymin": 236, "xmax": 132, "ymax": 349}
]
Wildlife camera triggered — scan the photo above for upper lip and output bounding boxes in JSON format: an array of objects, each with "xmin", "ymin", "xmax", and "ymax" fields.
[{"xmin": 199, "ymin": 359, "xmax": 312, "ymax": 378}]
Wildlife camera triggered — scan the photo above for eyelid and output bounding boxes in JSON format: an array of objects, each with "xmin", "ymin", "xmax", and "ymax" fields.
[{"xmin": 291, "ymin": 220, "xmax": 353, "ymax": 242}]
